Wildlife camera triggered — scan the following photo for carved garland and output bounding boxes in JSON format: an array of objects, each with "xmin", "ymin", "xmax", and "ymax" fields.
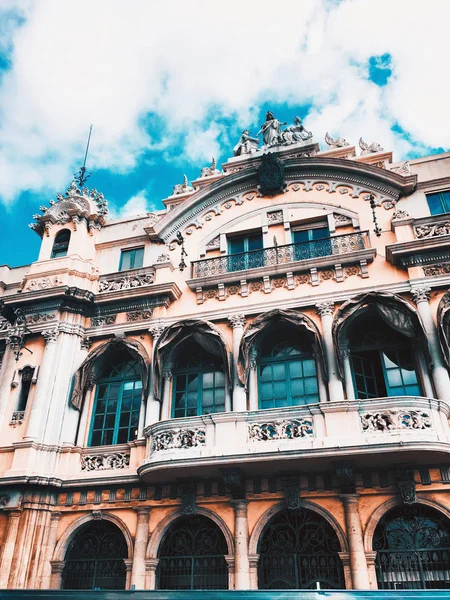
[
  {"xmin": 248, "ymin": 419, "xmax": 314, "ymax": 441},
  {"xmin": 98, "ymin": 272, "xmax": 155, "ymax": 293},
  {"xmin": 81, "ymin": 452, "xmax": 130, "ymax": 471},
  {"xmin": 360, "ymin": 410, "xmax": 432, "ymax": 432},
  {"xmin": 151, "ymin": 428, "xmax": 206, "ymax": 452}
]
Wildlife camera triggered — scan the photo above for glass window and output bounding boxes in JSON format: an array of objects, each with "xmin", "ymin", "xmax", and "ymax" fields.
[
  {"xmin": 16, "ymin": 366, "xmax": 34, "ymax": 412},
  {"xmin": 349, "ymin": 314, "xmax": 422, "ymax": 399},
  {"xmin": 228, "ymin": 233, "xmax": 263, "ymax": 271},
  {"xmin": 172, "ymin": 344, "xmax": 226, "ymax": 418},
  {"xmin": 119, "ymin": 247, "xmax": 144, "ymax": 271},
  {"xmin": 427, "ymin": 191, "xmax": 450, "ymax": 215},
  {"xmin": 51, "ymin": 229, "xmax": 71, "ymax": 259},
  {"xmin": 293, "ymin": 225, "xmax": 332, "ymax": 260},
  {"xmin": 257, "ymin": 331, "xmax": 319, "ymax": 409},
  {"xmin": 89, "ymin": 351, "xmax": 142, "ymax": 447}
]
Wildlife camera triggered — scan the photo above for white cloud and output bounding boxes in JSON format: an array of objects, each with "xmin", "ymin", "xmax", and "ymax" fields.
[
  {"xmin": 109, "ymin": 190, "xmax": 158, "ymax": 219},
  {"xmin": 0, "ymin": 0, "xmax": 449, "ymax": 205}
]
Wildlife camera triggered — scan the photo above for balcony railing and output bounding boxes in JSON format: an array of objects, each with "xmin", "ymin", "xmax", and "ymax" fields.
[{"xmin": 192, "ymin": 231, "xmax": 370, "ymax": 278}]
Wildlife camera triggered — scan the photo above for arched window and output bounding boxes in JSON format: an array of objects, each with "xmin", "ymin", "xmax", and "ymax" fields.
[
  {"xmin": 257, "ymin": 330, "xmax": 319, "ymax": 409},
  {"xmin": 349, "ymin": 313, "xmax": 422, "ymax": 399},
  {"xmin": 157, "ymin": 515, "xmax": 229, "ymax": 590},
  {"xmin": 62, "ymin": 520, "xmax": 127, "ymax": 590},
  {"xmin": 258, "ymin": 509, "xmax": 344, "ymax": 589},
  {"xmin": 374, "ymin": 504, "xmax": 450, "ymax": 589},
  {"xmin": 88, "ymin": 349, "xmax": 142, "ymax": 446},
  {"xmin": 51, "ymin": 229, "xmax": 71, "ymax": 259},
  {"xmin": 172, "ymin": 342, "xmax": 225, "ymax": 418}
]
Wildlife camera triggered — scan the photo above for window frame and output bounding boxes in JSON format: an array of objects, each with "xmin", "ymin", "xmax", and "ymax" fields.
[
  {"xmin": 51, "ymin": 229, "xmax": 71, "ymax": 259},
  {"xmin": 426, "ymin": 190, "xmax": 450, "ymax": 216},
  {"xmin": 118, "ymin": 246, "xmax": 145, "ymax": 271}
]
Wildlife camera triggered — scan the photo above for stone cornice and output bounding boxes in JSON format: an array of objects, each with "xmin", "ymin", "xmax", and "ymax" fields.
[
  {"xmin": 386, "ymin": 237, "xmax": 450, "ymax": 266},
  {"xmin": 151, "ymin": 157, "xmax": 417, "ymax": 243}
]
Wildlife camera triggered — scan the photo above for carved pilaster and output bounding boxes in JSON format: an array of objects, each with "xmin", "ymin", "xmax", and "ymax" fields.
[
  {"xmin": 315, "ymin": 300, "xmax": 334, "ymax": 317},
  {"xmin": 410, "ymin": 286, "xmax": 431, "ymax": 305},
  {"xmin": 42, "ymin": 327, "xmax": 59, "ymax": 344},
  {"xmin": 228, "ymin": 314, "xmax": 246, "ymax": 329}
]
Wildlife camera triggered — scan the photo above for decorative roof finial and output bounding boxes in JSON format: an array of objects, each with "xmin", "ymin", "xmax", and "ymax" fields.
[{"xmin": 73, "ymin": 124, "xmax": 93, "ymax": 188}]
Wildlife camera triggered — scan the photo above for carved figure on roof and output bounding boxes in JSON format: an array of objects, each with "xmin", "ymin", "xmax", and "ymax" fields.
[
  {"xmin": 325, "ymin": 132, "xmax": 349, "ymax": 149},
  {"xmin": 172, "ymin": 175, "xmax": 193, "ymax": 195},
  {"xmin": 280, "ymin": 116, "xmax": 313, "ymax": 145},
  {"xmin": 359, "ymin": 137, "xmax": 384, "ymax": 155},
  {"xmin": 233, "ymin": 130, "xmax": 260, "ymax": 156},
  {"xmin": 200, "ymin": 157, "xmax": 221, "ymax": 178},
  {"xmin": 257, "ymin": 111, "xmax": 286, "ymax": 148}
]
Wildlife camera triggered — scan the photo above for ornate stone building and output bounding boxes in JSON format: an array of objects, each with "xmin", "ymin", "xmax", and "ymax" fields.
[{"xmin": 1, "ymin": 113, "xmax": 450, "ymax": 591}]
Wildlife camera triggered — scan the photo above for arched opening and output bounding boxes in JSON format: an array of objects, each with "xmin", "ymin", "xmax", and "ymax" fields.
[
  {"xmin": 374, "ymin": 504, "xmax": 450, "ymax": 590},
  {"xmin": 51, "ymin": 229, "xmax": 71, "ymax": 259},
  {"xmin": 257, "ymin": 508, "xmax": 344, "ymax": 590},
  {"xmin": 257, "ymin": 326, "xmax": 319, "ymax": 408},
  {"xmin": 157, "ymin": 515, "xmax": 229, "ymax": 590},
  {"xmin": 62, "ymin": 520, "xmax": 128, "ymax": 590},
  {"xmin": 348, "ymin": 311, "xmax": 422, "ymax": 398},
  {"xmin": 88, "ymin": 347, "xmax": 142, "ymax": 446},
  {"xmin": 172, "ymin": 340, "xmax": 226, "ymax": 417}
]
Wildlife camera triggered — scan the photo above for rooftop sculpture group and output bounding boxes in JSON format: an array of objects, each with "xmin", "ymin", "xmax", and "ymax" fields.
[{"xmin": 233, "ymin": 111, "xmax": 313, "ymax": 156}]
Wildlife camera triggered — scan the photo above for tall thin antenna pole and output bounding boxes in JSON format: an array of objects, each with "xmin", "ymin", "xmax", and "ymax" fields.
[{"xmin": 74, "ymin": 124, "xmax": 93, "ymax": 188}]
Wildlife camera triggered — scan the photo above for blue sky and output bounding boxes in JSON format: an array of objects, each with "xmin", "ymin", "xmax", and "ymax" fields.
[{"xmin": 0, "ymin": 0, "xmax": 449, "ymax": 267}]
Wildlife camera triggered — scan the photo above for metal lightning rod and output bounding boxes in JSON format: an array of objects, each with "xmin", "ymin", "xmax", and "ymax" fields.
[{"xmin": 74, "ymin": 125, "xmax": 93, "ymax": 188}]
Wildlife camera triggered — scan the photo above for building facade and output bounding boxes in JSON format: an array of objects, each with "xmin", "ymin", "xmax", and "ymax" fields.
[{"xmin": 1, "ymin": 114, "xmax": 450, "ymax": 591}]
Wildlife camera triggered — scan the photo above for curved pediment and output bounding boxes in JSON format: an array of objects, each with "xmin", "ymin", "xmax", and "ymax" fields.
[{"xmin": 151, "ymin": 155, "xmax": 417, "ymax": 244}]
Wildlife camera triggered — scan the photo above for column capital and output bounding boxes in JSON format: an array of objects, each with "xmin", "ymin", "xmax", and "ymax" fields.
[
  {"xmin": 42, "ymin": 327, "xmax": 59, "ymax": 344},
  {"xmin": 124, "ymin": 558, "xmax": 133, "ymax": 572},
  {"xmin": 50, "ymin": 560, "xmax": 65, "ymax": 574},
  {"xmin": 80, "ymin": 336, "xmax": 91, "ymax": 351},
  {"xmin": 228, "ymin": 314, "xmax": 246, "ymax": 329},
  {"xmin": 410, "ymin": 286, "xmax": 431, "ymax": 304},
  {"xmin": 365, "ymin": 550, "xmax": 377, "ymax": 566},
  {"xmin": 49, "ymin": 511, "xmax": 61, "ymax": 523},
  {"xmin": 162, "ymin": 368, "xmax": 172, "ymax": 381},
  {"xmin": 316, "ymin": 300, "xmax": 335, "ymax": 317},
  {"xmin": 231, "ymin": 499, "xmax": 249, "ymax": 515},
  {"xmin": 339, "ymin": 493, "xmax": 360, "ymax": 505},
  {"xmin": 134, "ymin": 506, "xmax": 151, "ymax": 517},
  {"xmin": 145, "ymin": 558, "xmax": 159, "ymax": 572},
  {"xmin": 338, "ymin": 551, "xmax": 351, "ymax": 568},
  {"xmin": 149, "ymin": 324, "xmax": 166, "ymax": 341}
]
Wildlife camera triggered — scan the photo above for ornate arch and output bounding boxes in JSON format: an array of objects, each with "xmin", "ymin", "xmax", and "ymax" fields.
[
  {"xmin": 332, "ymin": 291, "xmax": 429, "ymax": 379},
  {"xmin": 70, "ymin": 336, "xmax": 150, "ymax": 410},
  {"xmin": 153, "ymin": 319, "xmax": 232, "ymax": 400},
  {"xmin": 364, "ymin": 495, "xmax": 450, "ymax": 553},
  {"xmin": 53, "ymin": 512, "xmax": 133, "ymax": 562},
  {"xmin": 248, "ymin": 500, "xmax": 348, "ymax": 556},
  {"xmin": 146, "ymin": 507, "xmax": 234, "ymax": 559},
  {"xmin": 238, "ymin": 308, "xmax": 326, "ymax": 389}
]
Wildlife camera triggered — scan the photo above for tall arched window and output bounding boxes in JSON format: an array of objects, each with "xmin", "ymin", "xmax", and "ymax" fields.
[
  {"xmin": 374, "ymin": 504, "xmax": 450, "ymax": 589},
  {"xmin": 172, "ymin": 342, "xmax": 225, "ymax": 418},
  {"xmin": 62, "ymin": 520, "xmax": 127, "ymax": 590},
  {"xmin": 51, "ymin": 229, "xmax": 71, "ymax": 259},
  {"xmin": 89, "ymin": 350, "xmax": 142, "ymax": 446},
  {"xmin": 157, "ymin": 515, "xmax": 229, "ymax": 590},
  {"xmin": 257, "ymin": 330, "xmax": 319, "ymax": 409},
  {"xmin": 349, "ymin": 313, "xmax": 422, "ymax": 399},
  {"xmin": 258, "ymin": 509, "xmax": 344, "ymax": 589}
]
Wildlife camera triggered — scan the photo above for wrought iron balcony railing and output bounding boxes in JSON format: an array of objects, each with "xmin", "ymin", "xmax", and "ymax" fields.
[{"xmin": 192, "ymin": 231, "xmax": 370, "ymax": 278}]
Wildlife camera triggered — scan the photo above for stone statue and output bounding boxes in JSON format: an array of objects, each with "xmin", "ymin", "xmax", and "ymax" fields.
[
  {"xmin": 280, "ymin": 116, "xmax": 313, "ymax": 145},
  {"xmin": 200, "ymin": 157, "xmax": 220, "ymax": 177},
  {"xmin": 359, "ymin": 137, "xmax": 384, "ymax": 155},
  {"xmin": 257, "ymin": 111, "xmax": 286, "ymax": 148},
  {"xmin": 172, "ymin": 175, "xmax": 193, "ymax": 195},
  {"xmin": 325, "ymin": 132, "xmax": 349, "ymax": 149},
  {"xmin": 233, "ymin": 129, "xmax": 260, "ymax": 156}
]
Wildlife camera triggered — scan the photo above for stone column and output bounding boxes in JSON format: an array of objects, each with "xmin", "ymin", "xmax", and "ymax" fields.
[
  {"xmin": 145, "ymin": 558, "xmax": 159, "ymax": 590},
  {"xmin": 249, "ymin": 554, "xmax": 260, "ymax": 590},
  {"xmin": 124, "ymin": 559, "xmax": 133, "ymax": 589},
  {"xmin": 130, "ymin": 508, "xmax": 150, "ymax": 589},
  {"xmin": 40, "ymin": 511, "xmax": 61, "ymax": 589},
  {"xmin": 49, "ymin": 560, "xmax": 64, "ymax": 589},
  {"xmin": 248, "ymin": 353, "xmax": 258, "ymax": 411},
  {"xmin": 341, "ymin": 494, "xmax": 370, "ymax": 589},
  {"xmin": 0, "ymin": 340, "xmax": 16, "ymax": 431},
  {"xmin": 160, "ymin": 368, "xmax": 172, "ymax": 421},
  {"xmin": 316, "ymin": 302, "xmax": 344, "ymax": 402},
  {"xmin": 0, "ymin": 510, "xmax": 21, "ymax": 588},
  {"xmin": 232, "ymin": 499, "xmax": 250, "ymax": 589},
  {"xmin": 145, "ymin": 325, "xmax": 166, "ymax": 429},
  {"xmin": 228, "ymin": 315, "xmax": 247, "ymax": 411},
  {"xmin": 342, "ymin": 346, "xmax": 356, "ymax": 400},
  {"xmin": 24, "ymin": 328, "xmax": 59, "ymax": 441},
  {"xmin": 411, "ymin": 286, "xmax": 450, "ymax": 399}
]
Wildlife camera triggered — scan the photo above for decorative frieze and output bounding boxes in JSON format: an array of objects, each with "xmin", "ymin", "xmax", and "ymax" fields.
[
  {"xmin": 248, "ymin": 419, "xmax": 313, "ymax": 442},
  {"xmin": 126, "ymin": 310, "xmax": 153, "ymax": 322},
  {"xmin": 156, "ymin": 253, "xmax": 170, "ymax": 263},
  {"xmin": 81, "ymin": 451, "xmax": 130, "ymax": 471},
  {"xmin": 414, "ymin": 221, "xmax": 450, "ymax": 239},
  {"xmin": 423, "ymin": 264, "xmax": 450, "ymax": 277},
  {"xmin": 25, "ymin": 313, "xmax": 56, "ymax": 324},
  {"xmin": 360, "ymin": 410, "xmax": 432, "ymax": 432},
  {"xmin": 98, "ymin": 271, "xmax": 155, "ymax": 293},
  {"xmin": 205, "ymin": 235, "xmax": 220, "ymax": 250},
  {"xmin": 90, "ymin": 315, "xmax": 116, "ymax": 327},
  {"xmin": 25, "ymin": 276, "xmax": 64, "ymax": 291},
  {"xmin": 151, "ymin": 428, "xmax": 206, "ymax": 452},
  {"xmin": 10, "ymin": 411, "xmax": 25, "ymax": 427},
  {"xmin": 333, "ymin": 213, "xmax": 353, "ymax": 226},
  {"xmin": 392, "ymin": 209, "xmax": 410, "ymax": 220},
  {"xmin": 267, "ymin": 210, "xmax": 283, "ymax": 224}
]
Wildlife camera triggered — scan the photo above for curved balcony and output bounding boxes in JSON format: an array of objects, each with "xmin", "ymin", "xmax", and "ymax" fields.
[{"xmin": 138, "ymin": 397, "xmax": 450, "ymax": 482}]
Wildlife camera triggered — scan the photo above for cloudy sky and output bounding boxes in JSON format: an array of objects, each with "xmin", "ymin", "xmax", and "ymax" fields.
[{"xmin": 1, "ymin": 0, "xmax": 449, "ymax": 266}]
